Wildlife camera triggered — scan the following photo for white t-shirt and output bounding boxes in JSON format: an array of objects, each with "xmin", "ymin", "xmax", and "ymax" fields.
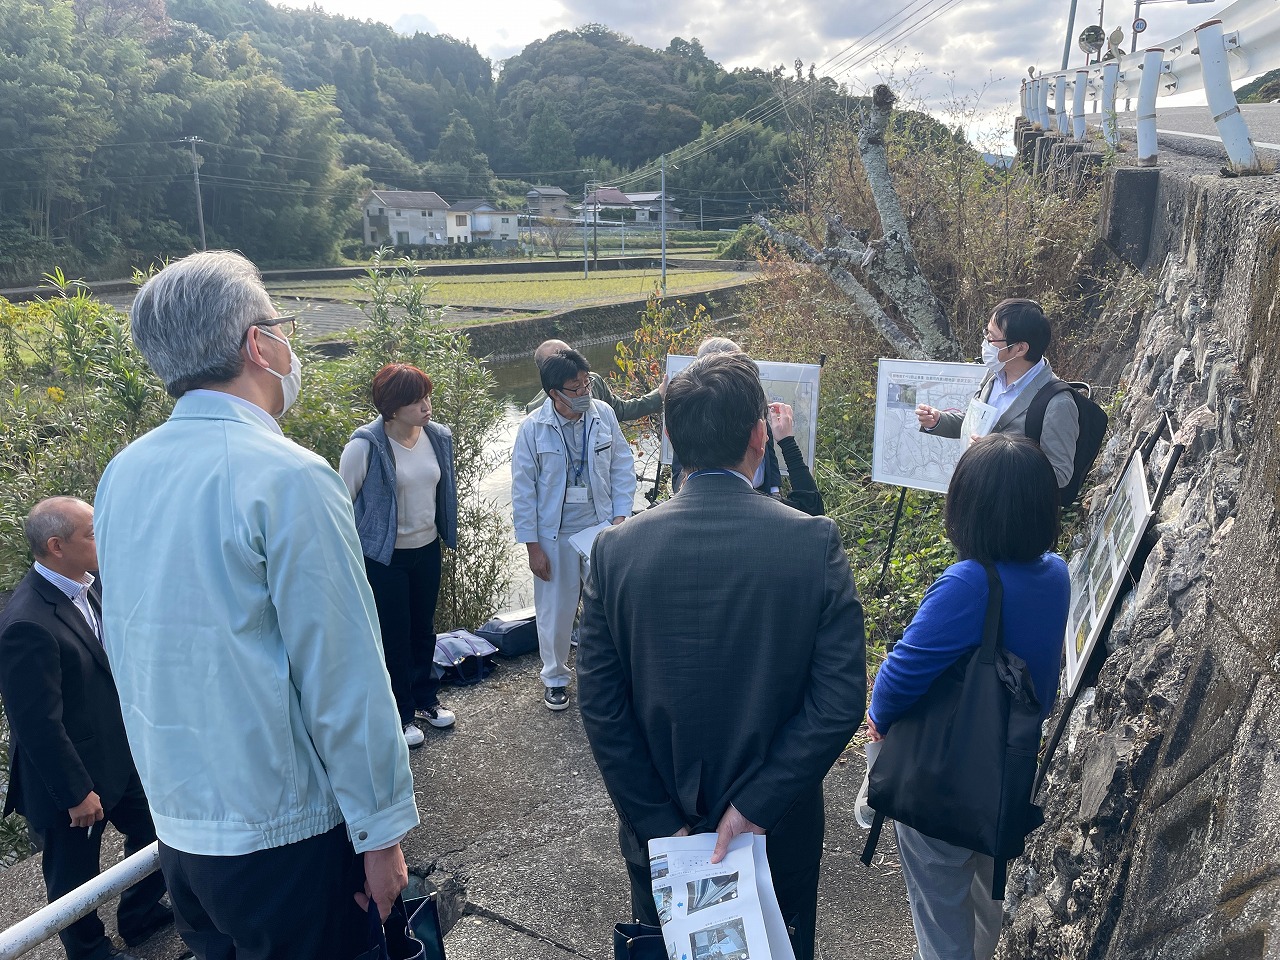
[{"xmin": 339, "ymin": 431, "xmax": 440, "ymax": 549}]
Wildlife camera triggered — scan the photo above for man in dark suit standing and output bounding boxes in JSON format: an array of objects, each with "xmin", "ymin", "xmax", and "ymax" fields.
[
  {"xmin": 0, "ymin": 497, "xmax": 170, "ymax": 960},
  {"xmin": 578, "ymin": 353, "xmax": 866, "ymax": 960}
]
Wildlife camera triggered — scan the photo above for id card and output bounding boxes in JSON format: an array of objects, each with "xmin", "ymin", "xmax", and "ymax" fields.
[{"xmin": 565, "ymin": 485, "xmax": 589, "ymax": 504}]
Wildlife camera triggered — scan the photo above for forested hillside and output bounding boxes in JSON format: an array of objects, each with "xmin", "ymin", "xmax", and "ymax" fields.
[{"xmin": 0, "ymin": 0, "xmax": 858, "ymax": 283}]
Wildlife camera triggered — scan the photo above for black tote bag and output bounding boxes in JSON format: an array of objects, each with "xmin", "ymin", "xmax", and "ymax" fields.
[
  {"xmin": 354, "ymin": 894, "xmax": 446, "ymax": 960},
  {"xmin": 860, "ymin": 563, "xmax": 1045, "ymax": 898}
]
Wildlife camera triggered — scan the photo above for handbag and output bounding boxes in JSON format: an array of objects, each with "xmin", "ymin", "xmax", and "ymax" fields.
[
  {"xmin": 859, "ymin": 563, "xmax": 1045, "ymax": 899},
  {"xmin": 612, "ymin": 921, "xmax": 666, "ymax": 960},
  {"xmin": 354, "ymin": 894, "xmax": 447, "ymax": 960},
  {"xmin": 475, "ymin": 608, "xmax": 538, "ymax": 658}
]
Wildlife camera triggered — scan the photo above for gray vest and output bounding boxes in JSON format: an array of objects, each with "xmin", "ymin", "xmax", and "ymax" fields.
[{"xmin": 351, "ymin": 417, "xmax": 458, "ymax": 565}]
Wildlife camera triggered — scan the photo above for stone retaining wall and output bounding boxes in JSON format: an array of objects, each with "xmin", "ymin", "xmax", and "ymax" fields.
[{"xmin": 1000, "ymin": 163, "xmax": 1280, "ymax": 958}]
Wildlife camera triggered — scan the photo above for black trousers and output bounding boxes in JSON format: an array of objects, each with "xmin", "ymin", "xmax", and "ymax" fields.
[
  {"xmin": 158, "ymin": 824, "xmax": 364, "ymax": 960},
  {"xmin": 624, "ymin": 787, "xmax": 824, "ymax": 960},
  {"xmin": 365, "ymin": 540, "xmax": 443, "ymax": 725},
  {"xmin": 35, "ymin": 780, "xmax": 167, "ymax": 960}
]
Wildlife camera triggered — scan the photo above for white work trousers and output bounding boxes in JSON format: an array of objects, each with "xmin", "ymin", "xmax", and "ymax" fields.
[{"xmin": 533, "ymin": 535, "xmax": 589, "ymax": 688}]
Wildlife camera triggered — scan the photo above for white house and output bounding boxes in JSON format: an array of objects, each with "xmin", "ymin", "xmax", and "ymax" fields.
[
  {"xmin": 451, "ymin": 200, "xmax": 519, "ymax": 247},
  {"xmin": 363, "ymin": 189, "xmax": 451, "ymax": 246},
  {"xmin": 624, "ymin": 190, "xmax": 682, "ymax": 227}
]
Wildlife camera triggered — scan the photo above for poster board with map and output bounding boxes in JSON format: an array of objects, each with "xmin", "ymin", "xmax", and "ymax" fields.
[
  {"xmin": 871, "ymin": 359, "xmax": 988, "ymax": 494},
  {"xmin": 661, "ymin": 354, "xmax": 820, "ymax": 474},
  {"xmin": 1064, "ymin": 453, "xmax": 1155, "ymax": 696}
]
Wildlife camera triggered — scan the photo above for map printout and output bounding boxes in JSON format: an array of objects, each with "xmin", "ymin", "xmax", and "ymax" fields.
[
  {"xmin": 662, "ymin": 353, "xmax": 821, "ymax": 474},
  {"xmin": 872, "ymin": 358, "xmax": 987, "ymax": 493}
]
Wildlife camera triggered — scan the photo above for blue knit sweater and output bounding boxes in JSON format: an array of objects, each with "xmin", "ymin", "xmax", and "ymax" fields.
[{"xmin": 868, "ymin": 554, "xmax": 1070, "ymax": 732}]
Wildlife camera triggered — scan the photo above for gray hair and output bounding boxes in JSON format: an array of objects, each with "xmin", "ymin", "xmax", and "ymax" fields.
[
  {"xmin": 131, "ymin": 251, "xmax": 273, "ymax": 397},
  {"xmin": 25, "ymin": 496, "xmax": 89, "ymax": 559},
  {"xmin": 696, "ymin": 336, "xmax": 742, "ymax": 358}
]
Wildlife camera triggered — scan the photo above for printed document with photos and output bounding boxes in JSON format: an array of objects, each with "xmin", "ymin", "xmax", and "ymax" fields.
[
  {"xmin": 648, "ymin": 834, "xmax": 795, "ymax": 960},
  {"xmin": 960, "ymin": 398, "xmax": 998, "ymax": 445}
]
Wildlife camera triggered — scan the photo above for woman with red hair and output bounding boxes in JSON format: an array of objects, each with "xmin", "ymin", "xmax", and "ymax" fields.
[{"xmin": 340, "ymin": 363, "xmax": 459, "ymax": 748}]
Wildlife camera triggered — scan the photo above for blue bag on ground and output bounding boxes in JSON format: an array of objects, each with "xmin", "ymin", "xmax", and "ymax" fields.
[
  {"xmin": 475, "ymin": 607, "xmax": 538, "ymax": 658},
  {"xmin": 433, "ymin": 630, "xmax": 498, "ymax": 686}
]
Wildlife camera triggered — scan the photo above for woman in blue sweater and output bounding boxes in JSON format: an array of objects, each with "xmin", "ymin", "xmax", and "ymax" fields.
[{"xmin": 867, "ymin": 434, "xmax": 1069, "ymax": 960}]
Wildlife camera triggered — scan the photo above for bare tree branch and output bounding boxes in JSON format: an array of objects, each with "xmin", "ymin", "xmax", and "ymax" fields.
[
  {"xmin": 755, "ymin": 214, "xmax": 926, "ymax": 360},
  {"xmin": 756, "ymin": 84, "xmax": 962, "ymax": 362}
]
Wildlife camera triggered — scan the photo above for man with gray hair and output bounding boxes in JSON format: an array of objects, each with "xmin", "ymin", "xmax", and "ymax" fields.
[
  {"xmin": 94, "ymin": 251, "xmax": 418, "ymax": 959},
  {"xmin": 0, "ymin": 496, "xmax": 170, "ymax": 960}
]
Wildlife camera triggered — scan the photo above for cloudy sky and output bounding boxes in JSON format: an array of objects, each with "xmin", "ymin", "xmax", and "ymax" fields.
[{"xmin": 274, "ymin": 0, "xmax": 1233, "ymax": 146}]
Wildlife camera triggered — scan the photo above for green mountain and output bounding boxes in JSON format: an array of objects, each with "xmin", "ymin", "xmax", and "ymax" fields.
[{"xmin": 0, "ymin": 0, "xmax": 858, "ymax": 283}]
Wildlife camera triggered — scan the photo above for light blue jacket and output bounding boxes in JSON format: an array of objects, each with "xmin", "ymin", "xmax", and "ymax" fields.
[
  {"xmin": 511, "ymin": 398, "xmax": 636, "ymax": 543},
  {"xmin": 95, "ymin": 392, "xmax": 418, "ymax": 856}
]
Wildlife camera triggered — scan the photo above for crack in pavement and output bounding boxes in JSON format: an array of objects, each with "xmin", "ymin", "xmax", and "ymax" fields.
[{"xmin": 464, "ymin": 901, "xmax": 597, "ymax": 958}]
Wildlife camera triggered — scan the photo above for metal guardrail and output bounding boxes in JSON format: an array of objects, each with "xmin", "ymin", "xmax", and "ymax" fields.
[
  {"xmin": 0, "ymin": 842, "xmax": 161, "ymax": 960},
  {"xmin": 1020, "ymin": 0, "xmax": 1280, "ymax": 173}
]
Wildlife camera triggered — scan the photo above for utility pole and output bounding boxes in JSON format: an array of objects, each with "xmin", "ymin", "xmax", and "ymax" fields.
[
  {"xmin": 1062, "ymin": 0, "xmax": 1080, "ymax": 70},
  {"xmin": 582, "ymin": 181, "xmax": 589, "ymax": 279},
  {"xmin": 183, "ymin": 137, "xmax": 207, "ymax": 251},
  {"xmin": 660, "ymin": 155, "xmax": 667, "ymax": 296},
  {"xmin": 699, "ymin": 197, "xmax": 704, "ymax": 231}
]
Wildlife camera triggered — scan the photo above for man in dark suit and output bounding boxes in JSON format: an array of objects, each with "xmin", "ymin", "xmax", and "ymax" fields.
[
  {"xmin": 0, "ymin": 497, "xmax": 170, "ymax": 960},
  {"xmin": 578, "ymin": 353, "xmax": 866, "ymax": 960}
]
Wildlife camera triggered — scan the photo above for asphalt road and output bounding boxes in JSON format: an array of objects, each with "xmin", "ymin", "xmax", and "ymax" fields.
[{"xmin": 1102, "ymin": 103, "xmax": 1280, "ymax": 162}]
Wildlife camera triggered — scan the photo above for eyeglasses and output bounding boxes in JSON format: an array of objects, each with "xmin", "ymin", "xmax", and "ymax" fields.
[
  {"xmin": 558, "ymin": 380, "xmax": 590, "ymax": 397},
  {"xmin": 984, "ymin": 334, "xmax": 1008, "ymax": 344},
  {"xmin": 242, "ymin": 313, "xmax": 298, "ymax": 344}
]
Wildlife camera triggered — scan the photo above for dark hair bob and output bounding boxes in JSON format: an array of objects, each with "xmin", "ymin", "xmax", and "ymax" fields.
[{"xmin": 945, "ymin": 433, "xmax": 1060, "ymax": 564}]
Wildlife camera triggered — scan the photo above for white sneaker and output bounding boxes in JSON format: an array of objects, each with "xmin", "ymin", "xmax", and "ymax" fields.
[
  {"xmin": 403, "ymin": 723, "xmax": 425, "ymax": 748},
  {"xmin": 416, "ymin": 705, "xmax": 456, "ymax": 729}
]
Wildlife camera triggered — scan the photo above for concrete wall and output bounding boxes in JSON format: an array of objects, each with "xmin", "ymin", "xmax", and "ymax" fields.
[{"xmin": 1001, "ymin": 162, "xmax": 1280, "ymax": 958}]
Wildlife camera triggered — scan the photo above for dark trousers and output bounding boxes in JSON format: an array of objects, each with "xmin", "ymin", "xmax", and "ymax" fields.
[
  {"xmin": 624, "ymin": 787, "xmax": 825, "ymax": 960},
  {"xmin": 365, "ymin": 539, "xmax": 443, "ymax": 725},
  {"xmin": 158, "ymin": 824, "xmax": 364, "ymax": 960},
  {"xmin": 36, "ymin": 781, "xmax": 167, "ymax": 960}
]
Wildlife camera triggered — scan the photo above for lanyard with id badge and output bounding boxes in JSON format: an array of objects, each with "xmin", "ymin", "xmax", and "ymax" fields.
[{"xmin": 562, "ymin": 417, "xmax": 594, "ymax": 503}]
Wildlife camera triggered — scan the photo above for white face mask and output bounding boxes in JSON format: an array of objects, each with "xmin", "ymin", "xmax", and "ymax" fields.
[
  {"xmin": 258, "ymin": 327, "xmax": 302, "ymax": 416},
  {"xmin": 981, "ymin": 339, "xmax": 1007, "ymax": 373}
]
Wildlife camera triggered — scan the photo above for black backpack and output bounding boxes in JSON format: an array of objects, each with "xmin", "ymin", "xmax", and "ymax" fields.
[{"xmin": 1025, "ymin": 380, "xmax": 1108, "ymax": 504}]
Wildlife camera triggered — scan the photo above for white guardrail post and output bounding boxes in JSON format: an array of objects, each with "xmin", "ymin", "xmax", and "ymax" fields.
[
  {"xmin": 1019, "ymin": 80, "xmax": 1028, "ymax": 120},
  {"xmin": 1054, "ymin": 75, "xmax": 1069, "ymax": 134},
  {"xmin": 1136, "ymin": 48, "xmax": 1165, "ymax": 166},
  {"xmin": 1029, "ymin": 77, "xmax": 1042, "ymax": 127},
  {"xmin": 0, "ymin": 842, "xmax": 160, "ymax": 960},
  {"xmin": 1072, "ymin": 69, "xmax": 1089, "ymax": 141},
  {"xmin": 1037, "ymin": 76, "xmax": 1052, "ymax": 130},
  {"xmin": 1195, "ymin": 18, "xmax": 1262, "ymax": 174},
  {"xmin": 1101, "ymin": 60, "xmax": 1121, "ymax": 149}
]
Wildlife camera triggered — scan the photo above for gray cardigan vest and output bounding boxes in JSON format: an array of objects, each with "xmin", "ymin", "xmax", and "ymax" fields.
[{"xmin": 351, "ymin": 416, "xmax": 458, "ymax": 565}]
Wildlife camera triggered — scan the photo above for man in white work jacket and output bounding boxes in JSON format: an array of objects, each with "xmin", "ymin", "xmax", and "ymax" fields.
[{"xmin": 512, "ymin": 347, "xmax": 636, "ymax": 712}]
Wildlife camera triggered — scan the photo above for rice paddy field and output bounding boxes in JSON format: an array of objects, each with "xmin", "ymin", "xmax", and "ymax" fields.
[{"xmin": 268, "ymin": 266, "xmax": 750, "ymax": 312}]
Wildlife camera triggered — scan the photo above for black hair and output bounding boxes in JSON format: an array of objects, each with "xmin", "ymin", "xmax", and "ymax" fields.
[
  {"xmin": 991, "ymin": 298, "xmax": 1051, "ymax": 363},
  {"xmin": 945, "ymin": 433, "xmax": 1060, "ymax": 564},
  {"xmin": 539, "ymin": 348, "xmax": 590, "ymax": 395},
  {"xmin": 665, "ymin": 353, "xmax": 766, "ymax": 472}
]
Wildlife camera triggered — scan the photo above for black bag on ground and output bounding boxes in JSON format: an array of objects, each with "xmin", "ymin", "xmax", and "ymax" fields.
[
  {"xmin": 475, "ymin": 607, "xmax": 538, "ymax": 658},
  {"xmin": 859, "ymin": 563, "xmax": 1045, "ymax": 899},
  {"xmin": 1025, "ymin": 379, "xmax": 1108, "ymax": 504},
  {"xmin": 613, "ymin": 922, "xmax": 666, "ymax": 960}
]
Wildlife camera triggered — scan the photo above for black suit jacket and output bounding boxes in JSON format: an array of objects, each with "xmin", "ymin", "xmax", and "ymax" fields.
[
  {"xmin": 0, "ymin": 569, "xmax": 137, "ymax": 829},
  {"xmin": 578, "ymin": 471, "xmax": 866, "ymax": 862}
]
